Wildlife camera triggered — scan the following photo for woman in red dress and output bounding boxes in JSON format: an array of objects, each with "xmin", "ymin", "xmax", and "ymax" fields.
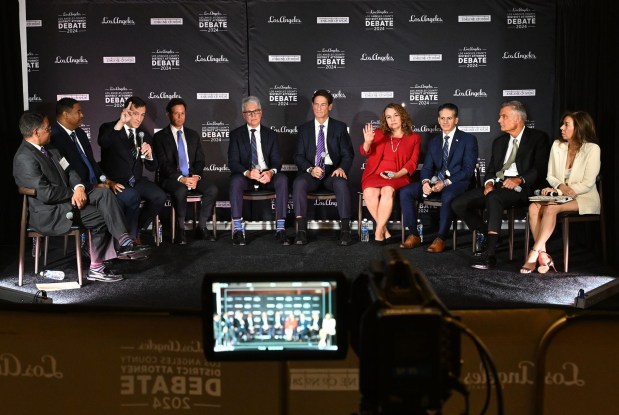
[{"xmin": 360, "ymin": 103, "xmax": 421, "ymax": 244}]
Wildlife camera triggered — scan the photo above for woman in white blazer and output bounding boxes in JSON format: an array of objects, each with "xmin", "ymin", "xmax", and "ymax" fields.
[{"xmin": 521, "ymin": 111, "xmax": 601, "ymax": 273}]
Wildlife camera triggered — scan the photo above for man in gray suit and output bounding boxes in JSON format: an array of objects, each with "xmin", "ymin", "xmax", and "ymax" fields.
[{"xmin": 13, "ymin": 111, "xmax": 148, "ymax": 282}]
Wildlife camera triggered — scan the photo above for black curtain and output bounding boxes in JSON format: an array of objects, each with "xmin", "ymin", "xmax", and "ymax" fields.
[{"xmin": 0, "ymin": 0, "xmax": 23, "ymax": 246}]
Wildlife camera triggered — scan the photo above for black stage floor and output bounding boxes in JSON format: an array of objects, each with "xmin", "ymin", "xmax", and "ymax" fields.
[{"xmin": 0, "ymin": 226, "xmax": 616, "ymax": 311}]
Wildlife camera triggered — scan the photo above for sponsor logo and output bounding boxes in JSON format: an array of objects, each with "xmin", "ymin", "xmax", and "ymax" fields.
[
  {"xmin": 216, "ymin": 201, "xmax": 231, "ymax": 208},
  {"xmin": 196, "ymin": 93, "xmax": 230, "ymax": 100},
  {"xmin": 150, "ymin": 18, "xmax": 183, "ymax": 25},
  {"xmin": 199, "ymin": 11, "xmax": 227, "ymax": 32},
  {"xmin": 525, "ymin": 120, "xmax": 536, "ymax": 129},
  {"xmin": 290, "ymin": 369, "xmax": 359, "ymax": 391},
  {"xmin": 103, "ymin": 56, "xmax": 136, "ymax": 64},
  {"xmin": 507, "ymin": 8, "xmax": 536, "ymax": 29},
  {"xmin": 58, "ymin": 11, "xmax": 87, "ymax": 33},
  {"xmin": 101, "ymin": 17, "xmax": 135, "ymax": 25},
  {"xmin": 332, "ymin": 90, "xmax": 347, "ymax": 100},
  {"xmin": 201, "ymin": 121, "xmax": 230, "ymax": 143},
  {"xmin": 268, "ymin": 16, "xmax": 302, "ymax": 24},
  {"xmin": 458, "ymin": 46, "xmax": 487, "ymax": 68},
  {"xmin": 26, "ymin": 20, "xmax": 42, "ymax": 27},
  {"xmin": 27, "ymin": 52, "xmax": 40, "ymax": 72},
  {"xmin": 314, "ymin": 199, "xmax": 338, "ymax": 207},
  {"xmin": 453, "ymin": 88, "xmax": 488, "ymax": 98},
  {"xmin": 460, "ymin": 125, "xmax": 491, "ymax": 133},
  {"xmin": 361, "ymin": 91, "xmax": 394, "ymax": 99},
  {"xmin": 148, "ymin": 91, "xmax": 182, "ymax": 100},
  {"xmin": 0, "ymin": 352, "xmax": 65, "ymax": 379},
  {"xmin": 281, "ymin": 164, "xmax": 298, "ymax": 172},
  {"xmin": 317, "ymin": 48, "xmax": 346, "ymax": 70},
  {"xmin": 270, "ymin": 126, "xmax": 298, "ymax": 134},
  {"xmin": 365, "ymin": 9, "xmax": 394, "ymax": 31},
  {"xmin": 408, "ymin": 14, "xmax": 444, "ymax": 23},
  {"xmin": 502, "ymin": 51, "xmax": 537, "ymax": 60},
  {"xmin": 409, "ymin": 84, "xmax": 439, "ymax": 106},
  {"xmin": 195, "ymin": 54, "xmax": 229, "ymax": 63},
  {"xmin": 360, "ymin": 52, "xmax": 394, "ymax": 62},
  {"xmin": 268, "ymin": 55, "xmax": 302, "ymax": 63},
  {"xmin": 57, "ymin": 93, "xmax": 90, "ymax": 101},
  {"xmin": 412, "ymin": 125, "xmax": 442, "ymax": 133},
  {"xmin": 458, "ymin": 15, "xmax": 491, "ymax": 23},
  {"xmin": 463, "ymin": 361, "xmax": 585, "ymax": 389},
  {"xmin": 317, "ymin": 17, "xmax": 349, "ymax": 24},
  {"xmin": 54, "ymin": 55, "xmax": 88, "ymax": 64},
  {"xmin": 151, "ymin": 49, "xmax": 180, "ymax": 71},
  {"xmin": 269, "ymin": 85, "xmax": 298, "ymax": 106},
  {"xmin": 203, "ymin": 163, "xmax": 230, "ymax": 172},
  {"xmin": 409, "ymin": 54, "xmax": 442, "ymax": 62},
  {"xmin": 503, "ymin": 89, "xmax": 536, "ymax": 97},
  {"xmin": 104, "ymin": 86, "xmax": 133, "ymax": 108},
  {"xmin": 28, "ymin": 94, "xmax": 42, "ymax": 103},
  {"xmin": 81, "ymin": 125, "xmax": 92, "ymax": 140}
]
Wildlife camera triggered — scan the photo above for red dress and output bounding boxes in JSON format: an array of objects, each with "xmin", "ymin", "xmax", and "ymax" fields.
[{"xmin": 360, "ymin": 129, "xmax": 421, "ymax": 191}]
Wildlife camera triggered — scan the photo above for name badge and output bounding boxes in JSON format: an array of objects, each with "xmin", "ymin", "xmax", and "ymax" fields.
[{"xmin": 59, "ymin": 157, "xmax": 70, "ymax": 170}]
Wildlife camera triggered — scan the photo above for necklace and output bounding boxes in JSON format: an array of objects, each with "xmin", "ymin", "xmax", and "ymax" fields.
[{"xmin": 390, "ymin": 136, "xmax": 403, "ymax": 152}]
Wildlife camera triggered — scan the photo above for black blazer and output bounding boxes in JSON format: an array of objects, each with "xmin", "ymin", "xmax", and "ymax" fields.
[
  {"xmin": 97, "ymin": 120, "xmax": 158, "ymax": 185},
  {"xmin": 294, "ymin": 117, "xmax": 354, "ymax": 174},
  {"xmin": 153, "ymin": 125, "xmax": 205, "ymax": 181},
  {"xmin": 484, "ymin": 127, "xmax": 550, "ymax": 194},
  {"xmin": 50, "ymin": 121, "xmax": 104, "ymax": 191},
  {"xmin": 13, "ymin": 141, "xmax": 82, "ymax": 235},
  {"xmin": 228, "ymin": 124, "xmax": 282, "ymax": 174}
]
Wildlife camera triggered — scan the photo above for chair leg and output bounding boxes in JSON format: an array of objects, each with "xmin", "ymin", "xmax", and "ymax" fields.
[
  {"xmin": 562, "ymin": 218, "xmax": 570, "ymax": 272},
  {"xmin": 75, "ymin": 232, "xmax": 83, "ymax": 286},
  {"xmin": 357, "ymin": 193, "xmax": 363, "ymax": 239},
  {"xmin": 524, "ymin": 213, "xmax": 530, "ymax": 262},
  {"xmin": 400, "ymin": 212, "xmax": 405, "ymax": 243},
  {"xmin": 508, "ymin": 209, "xmax": 515, "ymax": 261},
  {"xmin": 171, "ymin": 206, "xmax": 176, "ymax": 243},
  {"xmin": 212, "ymin": 210, "xmax": 217, "ymax": 238},
  {"xmin": 34, "ymin": 237, "xmax": 41, "ymax": 275},
  {"xmin": 452, "ymin": 219, "xmax": 457, "ymax": 251},
  {"xmin": 43, "ymin": 237, "xmax": 49, "ymax": 267}
]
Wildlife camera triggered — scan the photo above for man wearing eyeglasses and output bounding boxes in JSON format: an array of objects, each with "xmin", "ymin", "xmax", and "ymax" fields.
[
  {"xmin": 98, "ymin": 96, "xmax": 166, "ymax": 243},
  {"xmin": 228, "ymin": 96, "xmax": 289, "ymax": 246}
]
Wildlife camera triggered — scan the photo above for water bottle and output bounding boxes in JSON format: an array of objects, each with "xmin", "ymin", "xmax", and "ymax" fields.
[
  {"xmin": 158, "ymin": 223, "xmax": 163, "ymax": 244},
  {"xmin": 417, "ymin": 221, "xmax": 424, "ymax": 243},
  {"xmin": 360, "ymin": 219, "xmax": 370, "ymax": 242},
  {"xmin": 80, "ymin": 232, "xmax": 87, "ymax": 248},
  {"xmin": 241, "ymin": 221, "xmax": 246, "ymax": 238},
  {"xmin": 40, "ymin": 270, "xmax": 65, "ymax": 280}
]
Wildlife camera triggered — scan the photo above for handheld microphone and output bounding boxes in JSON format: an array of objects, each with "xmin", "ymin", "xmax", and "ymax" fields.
[
  {"xmin": 99, "ymin": 175, "xmax": 107, "ymax": 184},
  {"xmin": 66, "ymin": 204, "xmax": 79, "ymax": 222},
  {"xmin": 534, "ymin": 189, "xmax": 558, "ymax": 197},
  {"xmin": 423, "ymin": 176, "xmax": 439, "ymax": 198},
  {"xmin": 318, "ymin": 151, "xmax": 326, "ymax": 167},
  {"xmin": 138, "ymin": 132, "xmax": 145, "ymax": 159},
  {"xmin": 514, "ymin": 186, "xmax": 522, "ymax": 193}
]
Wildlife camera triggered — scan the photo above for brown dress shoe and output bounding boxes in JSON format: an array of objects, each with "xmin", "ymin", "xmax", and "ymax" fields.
[
  {"xmin": 400, "ymin": 235, "xmax": 421, "ymax": 249},
  {"xmin": 427, "ymin": 237, "xmax": 446, "ymax": 253}
]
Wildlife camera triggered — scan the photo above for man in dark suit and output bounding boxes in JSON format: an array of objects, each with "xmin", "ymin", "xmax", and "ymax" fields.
[
  {"xmin": 292, "ymin": 89, "xmax": 355, "ymax": 245},
  {"xmin": 400, "ymin": 103, "xmax": 478, "ymax": 252},
  {"xmin": 153, "ymin": 98, "xmax": 218, "ymax": 244},
  {"xmin": 98, "ymin": 96, "xmax": 166, "ymax": 242},
  {"xmin": 13, "ymin": 111, "xmax": 148, "ymax": 282},
  {"xmin": 452, "ymin": 100, "xmax": 550, "ymax": 269},
  {"xmin": 228, "ymin": 96, "xmax": 289, "ymax": 246},
  {"xmin": 50, "ymin": 98, "xmax": 140, "ymax": 241}
]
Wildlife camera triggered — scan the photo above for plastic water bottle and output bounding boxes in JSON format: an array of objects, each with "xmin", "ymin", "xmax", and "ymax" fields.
[
  {"xmin": 40, "ymin": 270, "xmax": 65, "ymax": 280},
  {"xmin": 360, "ymin": 219, "xmax": 370, "ymax": 242},
  {"xmin": 80, "ymin": 232, "xmax": 87, "ymax": 248},
  {"xmin": 417, "ymin": 221, "xmax": 424, "ymax": 243},
  {"xmin": 158, "ymin": 223, "xmax": 163, "ymax": 244},
  {"xmin": 241, "ymin": 221, "xmax": 246, "ymax": 238}
]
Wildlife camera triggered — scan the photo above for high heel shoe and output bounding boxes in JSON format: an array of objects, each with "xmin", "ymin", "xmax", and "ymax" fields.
[
  {"xmin": 537, "ymin": 251, "xmax": 557, "ymax": 274},
  {"xmin": 520, "ymin": 249, "xmax": 539, "ymax": 274}
]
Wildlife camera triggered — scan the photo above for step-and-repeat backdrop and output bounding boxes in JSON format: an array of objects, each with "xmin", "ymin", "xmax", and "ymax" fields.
[{"xmin": 24, "ymin": 0, "xmax": 555, "ymax": 221}]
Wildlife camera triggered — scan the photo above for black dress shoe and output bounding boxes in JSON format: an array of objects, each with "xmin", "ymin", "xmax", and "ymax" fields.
[
  {"xmin": 117, "ymin": 242, "xmax": 151, "ymax": 256},
  {"xmin": 275, "ymin": 230, "xmax": 291, "ymax": 246},
  {"xmin": 175, "ymin": 229, "xmax": 187, "ymax": 245},
  {"xmin": 339, "ymin": 230, "xmax": 352, "ymax": 246},
  {"xmin": 197, "ymin": 227, "xmax": 216, "ymax": 242},
  {"xmin": 232, "ymin": 230, "xmax": 246, "ymax": 246},
  {"xmin": 87, "ymin": 267, "xmax": 124, "ymax": 282},
  {"xmin": 470, "ymin": 254, "xmax": 497, "ymax": 270},
  {"xmin": 294, "ymin": 230, "xmax": 308, "ymax": 245}
]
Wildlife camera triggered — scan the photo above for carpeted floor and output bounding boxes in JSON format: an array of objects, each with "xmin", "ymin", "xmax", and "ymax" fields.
[{"xmin": 0, "ymin": 226, "xmax": 616, "ymax": 311}]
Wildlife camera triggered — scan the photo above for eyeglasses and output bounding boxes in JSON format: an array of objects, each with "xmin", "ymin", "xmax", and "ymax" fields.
[
  {"xmin": 38, "ymin": 126, "xmax": 52, "ymax": 133},
  {"xmin": 242, "ymin": 109, "xmax": 262, "ymax": 117}
]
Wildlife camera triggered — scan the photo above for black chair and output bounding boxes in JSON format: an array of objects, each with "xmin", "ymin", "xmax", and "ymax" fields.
[{"xmin": 18, "ymin": 187, "xmax": 88, "ymax": 286}]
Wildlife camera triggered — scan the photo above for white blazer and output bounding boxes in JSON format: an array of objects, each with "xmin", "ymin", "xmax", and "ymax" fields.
[{"xmin": 547, "ymin": 140, "xmax": 601, "ymax": 214}]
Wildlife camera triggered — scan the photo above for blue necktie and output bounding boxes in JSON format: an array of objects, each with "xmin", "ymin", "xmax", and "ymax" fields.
[
  {"xmin": 315, "ymin": 125, "xmax": 325, "ymax": 179},
  {"xmin": 71, "ymin": 132, "xmax": 97, "ymax": 184},
  {"xmin": 177, "ymin": 130, "xmax": 189, "ymax": 176},
  {"xmin": 439, "ymin": 135, "xmax": 449, "ymax": 180},
  {"xmin": 250, "ymin": 129, "xmax": 259, "ymax": 168}
]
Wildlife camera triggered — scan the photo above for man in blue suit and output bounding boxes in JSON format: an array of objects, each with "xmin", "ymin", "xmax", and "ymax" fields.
[
  {"xmin": 228, "ymin": 96, "xmax": 289, "ymax": 246},
  {"xmin": 400, "ymin": 103, "xmax": 478, "ymax": 252},
  {"xmin": 292, "ymin": 89, "xmax": 355, "ymax": 246}
]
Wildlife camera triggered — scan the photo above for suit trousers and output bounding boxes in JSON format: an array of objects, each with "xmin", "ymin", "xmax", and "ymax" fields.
[
  {"xmin": 162, "ymin": 175, "xmax": 218, "ymax": 228},
  {"xmin": 451, "ymin": 186, "xmax": 528, "ymax": 234},
  {"xmin": 400, "ymin": 180, "xmax": 470, "ymax": 239},
  {"xmin": 292, "ymin": 170, "xmax": 351, "ymax": 219},
  {"xmin": 115, "ymin": 178, "xmax": 166, "ymax": 237},
  {"xmin": 80, "ymin": 188, "xmax": 126, "ymax": 262},
  {"xmin": 229, "ymin": 173, "xmax": 289, "ymax": 220}
]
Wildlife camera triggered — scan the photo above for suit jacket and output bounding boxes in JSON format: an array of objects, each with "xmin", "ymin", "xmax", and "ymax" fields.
[
  {"xmin": 228, "ymin": 124, "xmax": 282, "ymax": 174},
  {"xmin": 547, "ymin": 140, "xmax": 600, "ymax": 214},
  {"xmin": 153, "ymin": 125, "xmax": 205, "ymax": 181},
  {"xmin": 295, "ymin": 117, "xmax": 354, "ymax": 174},
  {"xmin": 50, "ymin": 122, "xmax": 105, "ymax": 191},
  {"xmin": 420, "ymin": 128, "xmax": 478, "ymax": 185},
  {"xmin": 485, "ymin": 127, "xmax": 550, "ymax": 194},
  {"xmin": 13, "ymin": 141, "xmax": 82, "ymax": 235},
  {"xmin": 97, "ymin": 120, "xmax": 158, "ymax": 185},
  {"xmin": 360, "ymin": 129, "xmax": 421, "ymax": 179}
]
